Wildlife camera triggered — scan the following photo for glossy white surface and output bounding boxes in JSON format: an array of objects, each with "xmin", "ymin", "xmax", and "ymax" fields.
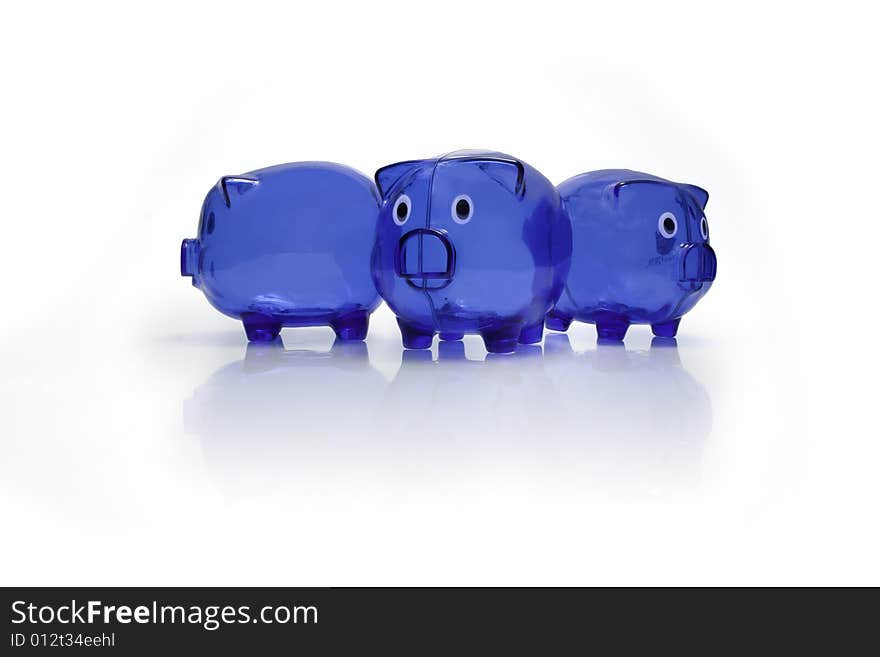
[{"xmin": 1, "ymin": 0, "xmax": 877, "ymax": 585}]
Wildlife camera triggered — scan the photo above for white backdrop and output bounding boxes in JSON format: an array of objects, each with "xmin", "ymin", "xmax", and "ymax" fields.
[{"xmin": 0, "ymin": 0, "xmax": 877, "ymax": 585}]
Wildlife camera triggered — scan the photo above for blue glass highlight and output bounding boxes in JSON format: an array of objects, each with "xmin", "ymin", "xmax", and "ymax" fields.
[
  {"xmin": 548, "ymin": 170, "xmax": 716, "ymax": 341},
  {"xmin": 370, "ymin": 150, "xmax": 572, "ymax": 354},
  {"xmin": 180, "ymin": 162, "xmax": 381, "ymax": 342}
]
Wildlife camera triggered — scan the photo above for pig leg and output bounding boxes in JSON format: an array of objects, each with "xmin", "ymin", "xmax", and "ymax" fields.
[
  {"xmin": 241, "ymin": 312, "xmax": 282, "ymax": 343},
  {"xmin": 330, "ymin": 338, "xmax": 369, "ymax": 360},
  {"xmin": 439, "ymin": 332, "xmax": 464, "ymax": 341},
  {"xmin": 518, "ymin": 321, "xmax": 544, "ymax": 345},
  {"xmin": 397, "ymin": 319, "xmax": 434, "ymax": 349},
  {"xmin": 595, "ymin": 315, "xmax": 630, "ymax": 341},
  {"xmin": 331, "ymin": 310, "xmax": 369, "ymax": 341},
  {"xmin": 481, "ymin": 325, "xmax": 521, "ymax": 354},
  {"xmin": 438, "ymin": 339, "xmax": 466, "ymax": 360},
  {"xmin": 545, "ymin": 310, "xmax": 572, "ymax": 332},
  {"xmin": 651, "ymin": 318, "xmax": 681, "ymax": 338}
]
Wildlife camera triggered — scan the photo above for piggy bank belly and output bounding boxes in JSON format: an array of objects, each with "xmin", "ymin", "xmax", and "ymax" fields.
[
  {"xmin": 204, "ymin": 252, "xmax": 362, "ymax": 321},
  {"xmin": 557, "ymin": 265, "xmax": 683, "ymax": 324}
]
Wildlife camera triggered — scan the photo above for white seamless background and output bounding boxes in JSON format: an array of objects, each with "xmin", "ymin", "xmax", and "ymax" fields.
[{"xmin": 0, "ymin": 0, "xmax": 876, "ymax": 585}]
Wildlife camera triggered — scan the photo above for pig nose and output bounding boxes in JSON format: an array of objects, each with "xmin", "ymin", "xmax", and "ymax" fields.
[
  {"xmin": 395, "ymin": 228, "xmax": 455, "ymax": 288},
  {"xmin": 679, "ymin": 242, "xmax": 717, "ymax": 287},
  {"xmin": 180, "ymin": 238, "xmax": 201, "ymax": 287}
]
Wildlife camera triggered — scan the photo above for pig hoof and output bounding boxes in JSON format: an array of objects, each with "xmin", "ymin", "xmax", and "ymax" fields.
[
  {"xmin": 402, "ymin": 349, "xmax": 433, "ymax": 363},
  {"xmin": 518, "ymin": 321, "xmax": 544, "ymax": 344},
  {"xmin": 545, "ymin": 311, "xmax": 572, "ymax": 332},
  {"xmin": 331, "ymin": 311, "xmax": 369, "ymax": 341},
  {"xmin": 242, "ymin": 312, "xmax": 282, "ymax": 343},
  {"xmin": 481, "ymin": 327, "xmax": 520, "ymax": 354},
  {"xmin": 439, "ymin": 332, "xmax": 464, "ymax": 341},
  {"xmin": 596, "ymin": 317, "xmax": 629, "ymax": 342},
  {"xmin": 438, "ymin": 340, "xmax": 466, "ymax": 360},
  {"xmin": 330, "ymin": 338, "xmax": 369, "ymax": 360},
  {"xmin": 651, "ymin": 336, "xmax": 678, "ymax": 349},
  {"xmin": 652, "ymin": 318, "xmax": 681, "ymax": 338},
  {"xmin": 398, "ymin": 319, "xmax": 434, "ymax": 349}
]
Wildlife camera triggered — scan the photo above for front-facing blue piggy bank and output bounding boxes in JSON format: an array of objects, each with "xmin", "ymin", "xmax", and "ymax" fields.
[
  {"xmin": 180, "ymin": 162, "xmax": 381, "ymax": 342},
  {"xmin": 547, "ymin": 170, "xmax": 717, "ymax": 341},
  {"xmin": 371, "ymin": 150, "xmax": 572, "ymax": 354}
]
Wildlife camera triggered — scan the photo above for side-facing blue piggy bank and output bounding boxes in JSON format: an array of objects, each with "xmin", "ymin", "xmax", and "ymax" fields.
[
  {"xmin": 180, "ymin": 162, "xmax": 381, "ymax": 342},
  {"xmin": 371, "ymin": 150, "xmax": 572, "ymax": 354},
  {"xmin": 547, "ymin": 170, "xmax": 717, "ymax": 340}
]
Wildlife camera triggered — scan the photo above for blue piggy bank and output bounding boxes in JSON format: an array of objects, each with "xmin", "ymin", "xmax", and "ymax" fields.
[
  {"xmin": 547, "ymin": 170, "xmax": 717, "ymax": 340},
  {"xmin": 371, "ymin": 150, "xmax": 572, "ymax": 354},
  {"xmin": 181, "ymin": 162, "xmax": 381, "ymax": 342}
]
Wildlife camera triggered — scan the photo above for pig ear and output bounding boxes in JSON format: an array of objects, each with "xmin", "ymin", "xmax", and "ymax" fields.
[
  {"xmin": 471, "ymin": 158, "xmax": 526, "ymax": 198},
  {"xmin": 375, "ymin": 160, "xmax": 425, "ymax": 199},
  {"xmin": 603, "ymin": 179, "xmax": 660, "ymax": 206},
  {"xmin": 220, "ymin": 176, "xmax": 259, "ymax": 207},
  {"xmin": 682, "ymin": 184, "xmax": 709, "ymax": 210}
]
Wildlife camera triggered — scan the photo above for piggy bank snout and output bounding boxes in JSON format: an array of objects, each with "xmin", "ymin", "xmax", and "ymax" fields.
[
  {"xmin": 180, "ymin": 238, "xmax": 201, "ymax": 287},
  {"xmin": 395, "ymin": 228, "xmax": 456, "ymax": 286},
  {"xmin": 679, "ymin": 242, "xmax": 717, "ymax": 286}
]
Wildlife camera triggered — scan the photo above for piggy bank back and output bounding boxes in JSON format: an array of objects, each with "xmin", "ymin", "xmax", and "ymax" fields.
[
  {"xmin": 181, "ymin": 162, "xmax": 381, "ymax": 342},
  {"xmin": 371, "ymin": 150, "xmax": 572, "ymax": 354},
  {"xmin": 548, "ymin": 170, "xmax": 716, "ymax": 341}
]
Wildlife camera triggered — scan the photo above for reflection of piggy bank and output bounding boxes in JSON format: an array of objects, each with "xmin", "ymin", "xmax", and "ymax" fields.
[
  {"xmin": 371, "ymin": 150, "xmax": 572, "ymax": 354},
  {"xmin": 180, "ymin": 162, "xmax": 381, "ymax": 342},
  {"xmin": 376, "ymin": 335, "xmax": 711, "ymax": 494},
  {"xmin": 183, "ymin": 338, "xmax": 387, "ymax": 493},
  {"xmin": 548, "ymin": 170, "xmax": 717, "ymax": 340},
  {"xmin": 542, "ymin": 334, "xmax": 712, "ymax": 492},
  {"xmin": 381, "ymin": 342, "xmax": 552, "ymax": 445},
  {"xmin": 376, "ymin": 343, "xmax": 560, "ymax": 481}
]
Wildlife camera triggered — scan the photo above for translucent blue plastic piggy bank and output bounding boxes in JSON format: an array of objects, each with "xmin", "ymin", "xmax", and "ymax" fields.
[
  {"xmin": 547, "ymin": 170, "xmax": 717, "ymax": 340},
  {"xmin": 180, "ymin": 162, "xmax": 381, "ymax": 342},
  {"xmin": 371, "ymin": 150, "xmax": 572, "ymax": 354}
]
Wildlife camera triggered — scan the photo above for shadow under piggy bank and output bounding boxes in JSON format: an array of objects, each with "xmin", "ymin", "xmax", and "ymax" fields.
[
  {"xmin": 376, "ymin": 335, "xmax": 712, "ymax": 496},
  {"xmin": 183, "ymin": 338, "xmax": 388, "ymax": 493}
]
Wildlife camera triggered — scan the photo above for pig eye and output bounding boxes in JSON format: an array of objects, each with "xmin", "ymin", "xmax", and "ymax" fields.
[
  {"xmin": 393, "ymin": 194, "xmax": 411, "ymax": 226},
  {"xmin": 700, "ymin": 216, "xmax": 709, "ymax": 240},
  {"xmin": 658, "ymin": 212, "xmax": 677, "ymax": 238},
  {"xmin": 451, "ymin": 194, "xmax": 473, "ymax": 224}
]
